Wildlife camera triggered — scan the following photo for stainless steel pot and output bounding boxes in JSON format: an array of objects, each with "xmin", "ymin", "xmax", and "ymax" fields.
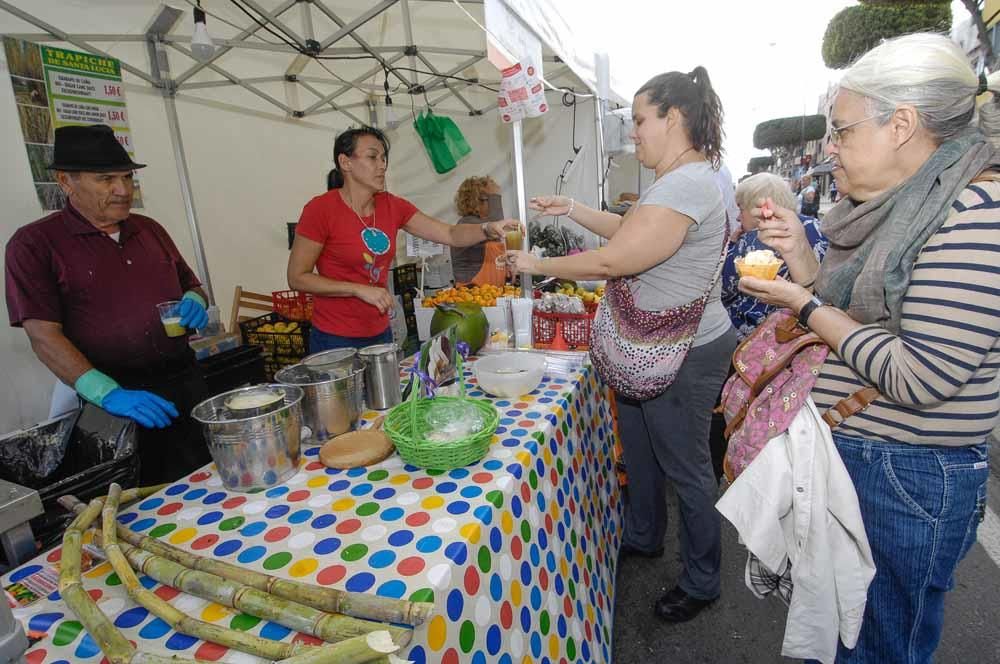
[
  {"xmin": 275, "ymin": 357, "xmax": 365, "ymax": 442},
  {"xmin": 191, "ymin": 384, "xmax": 303, "ymax": 492},
  {"xmin": 359, "ymin": 343, "xmax": 402, "ymax": 410}
]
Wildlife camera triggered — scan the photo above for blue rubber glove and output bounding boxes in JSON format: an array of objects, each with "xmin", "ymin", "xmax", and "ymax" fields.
[
  {"xmin": 75, "ymin": 369, "xmax": 179, "ymax": 428},
  {"xmin": 178, "ymin": 291, "xmax": 208, "ymax": 330},
  {"xmin": 102, "ymin": 388, "xmax": 179, "ymax": 429}
]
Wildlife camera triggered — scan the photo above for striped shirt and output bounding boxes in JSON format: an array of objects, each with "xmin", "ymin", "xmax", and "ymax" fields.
[{"xmin": 813, "ymin": 179, "xmax": 1000, "ymax": 447}]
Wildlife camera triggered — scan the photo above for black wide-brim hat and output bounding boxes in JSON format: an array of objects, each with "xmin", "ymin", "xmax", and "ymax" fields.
[{"xmin": 48, "ymin": 124, "xmax": 147, "ymax": 172}]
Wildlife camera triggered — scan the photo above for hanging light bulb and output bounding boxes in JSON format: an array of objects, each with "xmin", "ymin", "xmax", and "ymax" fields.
[
  {"xmin": 381, "ymin": 67, "xmax": 399, "ymax": 130},
  {"xmin": 385, "ymin": 95, "xmax": 399, "ymax": 130},
  {"xmin": 367, "ymin": 97, "xmax": 379, "ymax": 128},
  {"xmin": 191, "ymin": 3, "xmax": 215, "ymax": 63}
]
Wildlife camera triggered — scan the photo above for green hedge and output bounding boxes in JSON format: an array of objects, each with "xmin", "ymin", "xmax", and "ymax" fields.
[
  {"xmin": 822, "ymin": 2, "xmax": 951, "ymax": 69},
  {"xmin": 753, "ymin": 115, "xmax": 827, "ymax": 150}
]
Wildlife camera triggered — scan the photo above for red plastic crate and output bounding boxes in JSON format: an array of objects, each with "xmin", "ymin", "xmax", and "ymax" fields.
[
  {"xmin": 532, "ymin": 310, "xmax": 594, "ymax": 350},
  {"xmin": 271, "ymin": 290, "xmax": 314, "ymax": 321}
]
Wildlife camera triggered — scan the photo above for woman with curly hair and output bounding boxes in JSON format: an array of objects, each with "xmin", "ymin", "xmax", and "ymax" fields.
[{"xmin": 450, "ymin": 176, "xmax": 507, "ymax": 286}]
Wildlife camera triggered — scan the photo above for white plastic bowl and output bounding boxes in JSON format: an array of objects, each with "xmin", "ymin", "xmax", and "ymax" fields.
[{"xmin": 473, "ymin": 352, "xmax": 547, "ymax": 398}]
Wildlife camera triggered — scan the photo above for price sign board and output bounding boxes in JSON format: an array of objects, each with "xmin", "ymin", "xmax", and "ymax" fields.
[{"xmin": 3, "ymin": 37, "xmax": 143, "ymax": 210}]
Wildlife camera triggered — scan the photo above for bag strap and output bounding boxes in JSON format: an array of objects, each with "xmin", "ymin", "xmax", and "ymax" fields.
[
  {"xmin": 821, "ymin": 385, "xmax": 880, "ymax": 428},
  {"xmin": 970, "ymin": 168, "xmax": 1000, "ymax": 184}
]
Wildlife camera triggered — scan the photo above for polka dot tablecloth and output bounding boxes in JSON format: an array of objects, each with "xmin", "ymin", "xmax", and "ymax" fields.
[{"xmin": 4, "ymin": 364, "xmax": 623, "ymax": 664}]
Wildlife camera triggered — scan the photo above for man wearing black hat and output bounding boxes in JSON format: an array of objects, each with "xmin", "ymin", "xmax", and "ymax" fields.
[{"xmin": 5, "ymin": 124, "xmax": 213, "ymax": 484}]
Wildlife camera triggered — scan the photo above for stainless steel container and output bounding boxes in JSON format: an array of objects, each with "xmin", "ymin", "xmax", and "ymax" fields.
[
  {"xmin": 191, "ymin": 384, "xmax": 303, "ymax": 492},
  {"xmin": 359, "ymin": 343, "xmax": 402, "ymax": 410},
  {"xmin": 275, "ymin": 358, "xmax": 365, "ymax": 442},
  {"xmin": 302, "ymin": 348, "xmax": 357, "ymax": 374}
]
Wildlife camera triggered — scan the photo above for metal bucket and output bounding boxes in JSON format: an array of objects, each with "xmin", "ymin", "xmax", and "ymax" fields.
[
  {"xmin": 359, "ymin": 343, "xmax": 402, "ymax": 410},
  {"xmin": 191, "ymin": 384, "xmax": 303, "ymax": 492},
  {"xmin": 275, "ymin": 358, "xmax": 365, "ymax": 442}
]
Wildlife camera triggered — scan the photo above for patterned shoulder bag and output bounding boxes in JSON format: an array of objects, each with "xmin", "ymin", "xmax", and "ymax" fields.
[{"xmin": 589, "ymin": 231, "xmax": 728, "ymax": 401}]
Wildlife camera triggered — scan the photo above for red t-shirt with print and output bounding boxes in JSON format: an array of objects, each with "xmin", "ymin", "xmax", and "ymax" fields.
[{"xmin": 296, "ymin": 190, "xmax": 418, "ymax": 337}]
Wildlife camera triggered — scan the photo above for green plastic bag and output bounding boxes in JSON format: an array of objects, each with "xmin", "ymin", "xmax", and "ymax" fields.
[
  {"xmin": 435, "ymin": 114, "xmax": 471, "ymax": 160},
  {"xmin": 413, "ymin": 109, "xmax": 456, "ymax": 174}
]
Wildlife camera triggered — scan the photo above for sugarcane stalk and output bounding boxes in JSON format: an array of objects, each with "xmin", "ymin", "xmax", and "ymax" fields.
[
  {"xmin": 65, "ymin": 495, "xmax": 412, "ymax": 648},
  {"xmin": 61, "ymin": 493, "xmax": 433, "ymax": 626},
  {"xmin": 275, "ymin": 632, "xmax": 397, "ymax": 664},
  {"xmin": 121, "ymin": 527, "xmax": 431, "ymax": 625},
  {"xmin": 59, "ymin": 498, "xmax": 136, "ymax": 664},
  {"xmin": 101, "ymin": 484, "xmax": 316, "ymax": 661},
  {"xmin": 129, "ymin": 655, "xmax": 209, "ymax": 664},
  {"xmin": 55, "ymin": 492, "xmax": 213, "ymax": 664}
]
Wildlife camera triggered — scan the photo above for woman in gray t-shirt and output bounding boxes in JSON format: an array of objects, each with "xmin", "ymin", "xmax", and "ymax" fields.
[{"xmin": 507, "ymin": 67, "xmax": 737, "ymax": 624}]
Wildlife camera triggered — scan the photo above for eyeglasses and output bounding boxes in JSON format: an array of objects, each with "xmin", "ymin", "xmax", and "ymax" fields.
[{"xmin": 828, "ymin": 111, "xmax": 893, "ymax": 144}]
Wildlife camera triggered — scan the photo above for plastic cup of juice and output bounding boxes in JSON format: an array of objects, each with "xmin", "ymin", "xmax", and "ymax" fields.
[
  {"xmin": 504, "ymin": 226, "xmax": 524, "ymax": 251},
  {"xmin": 156, "ymin": 300, "xmax": 186, "ymax": 337}
]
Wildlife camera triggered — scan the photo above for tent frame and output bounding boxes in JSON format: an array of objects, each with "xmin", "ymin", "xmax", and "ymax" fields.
[{"xmin": 1, "ymin": 0, "xmax": 601, "ymax": 302}]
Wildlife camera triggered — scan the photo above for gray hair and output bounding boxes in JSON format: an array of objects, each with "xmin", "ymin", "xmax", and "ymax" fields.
[
  {"xmin": 838, "ymin": 33, "xmax": 1000, "ymax": 145},
  {"xmin": 735, "ymin": 172, "xmax": 796, "ymax": 212}
]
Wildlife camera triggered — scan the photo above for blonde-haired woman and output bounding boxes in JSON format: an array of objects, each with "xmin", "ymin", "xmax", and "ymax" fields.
[
  {"xmin": 450, "ymin": 176, "xmax": 507, "ymax": 286},
  {"xmin": 740, "ymin": 33, "xmax": 1000, "ymax": 662},
  {"xmin": 721, "ymin": 172, "xmax": 826, "ymax": 340}
]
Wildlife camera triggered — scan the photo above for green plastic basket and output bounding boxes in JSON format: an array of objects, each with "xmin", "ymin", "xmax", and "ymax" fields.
[
  {"xmin": 384, "ymin": 396, "xmax": 499, "ymax": 470},
  {"xmin": 384, "ymin": 351, "xmax": 499, "ymax": 470}
]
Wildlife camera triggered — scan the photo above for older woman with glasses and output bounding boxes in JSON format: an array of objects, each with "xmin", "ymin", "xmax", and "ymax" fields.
[{"xmin": 738, "ymin": 33, "xmax": 1000, "ymax": 662}]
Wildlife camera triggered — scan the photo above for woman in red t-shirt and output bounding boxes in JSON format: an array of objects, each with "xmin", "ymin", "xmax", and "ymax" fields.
[{"xmin": 288, "ymin": 126, "xmax": 514, "ymax": 352}]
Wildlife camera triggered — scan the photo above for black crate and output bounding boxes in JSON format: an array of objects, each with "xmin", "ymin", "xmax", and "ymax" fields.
[
  {"xmin": 393, "ymin": 263, "xmax": 418, "ymax": 290},
  {"xmin": 239, "ymin": 312, "xmax": 310, "ymax": 380}
]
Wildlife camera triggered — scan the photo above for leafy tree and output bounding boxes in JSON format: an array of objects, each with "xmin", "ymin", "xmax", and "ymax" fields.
[
  {"xmin": 747, "ymin": 156, "xmax": 774, "ymax": 174},
  {"xmin": 753, "ymin": 115, "xmax": 827, "ymax": 150},
  {"xmin": 822, "ymin": 1, "xmax": 951, "ymax": 69}
]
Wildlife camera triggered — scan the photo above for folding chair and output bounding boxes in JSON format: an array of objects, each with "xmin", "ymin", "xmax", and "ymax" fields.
[{"xmin": 229, "ymin": 286, "xmax": 273, "ymax": 342}]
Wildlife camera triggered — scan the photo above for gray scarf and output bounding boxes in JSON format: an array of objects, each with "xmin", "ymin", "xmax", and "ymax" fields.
[{"xmin": 816, "ymin": 128, "xmax": 1000, "ymax": 334}]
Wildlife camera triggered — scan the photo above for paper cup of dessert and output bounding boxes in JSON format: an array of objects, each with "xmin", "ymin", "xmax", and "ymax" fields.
[{"xmin": 735, "ymin": 249, "xmax": 783, "ymax": 280}]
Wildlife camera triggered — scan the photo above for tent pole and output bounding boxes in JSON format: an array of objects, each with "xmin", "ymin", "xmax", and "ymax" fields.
[
  {"xmin": 163, "ymin": 92, "xmax": 216, "ymax": 305},
  {"xmin": 512, "ymin": 120, "xmax": 530, "ymax": 298},
  {"xmin": 594, "ymin": 54, "xmax": 610, "ymax": 222}
]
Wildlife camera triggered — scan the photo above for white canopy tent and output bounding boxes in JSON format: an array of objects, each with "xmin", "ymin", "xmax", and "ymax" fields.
[{"xmin": 0, "ymin": 0, "xmax": 633, "ymax": 431}]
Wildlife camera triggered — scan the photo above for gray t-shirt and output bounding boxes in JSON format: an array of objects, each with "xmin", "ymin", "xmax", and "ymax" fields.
[{"xmin": 629, "ymin": 161, "xmax": 733, "ymax": 346}]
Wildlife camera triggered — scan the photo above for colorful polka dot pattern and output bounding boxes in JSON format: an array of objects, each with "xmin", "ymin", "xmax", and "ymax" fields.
[{"xmin": 6, "ymin": 367, "xmax": 622, "ymax": 663}]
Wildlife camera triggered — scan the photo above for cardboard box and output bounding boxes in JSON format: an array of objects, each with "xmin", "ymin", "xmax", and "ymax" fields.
[{"xmin": 189, "ymin": 332, "xmax": 240, "ymax": 360}]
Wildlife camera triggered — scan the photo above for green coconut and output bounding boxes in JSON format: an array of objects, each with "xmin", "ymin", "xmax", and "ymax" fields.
[{"xmin": 430, "ymin": 302, "xmax": 489, "ymax": 354}]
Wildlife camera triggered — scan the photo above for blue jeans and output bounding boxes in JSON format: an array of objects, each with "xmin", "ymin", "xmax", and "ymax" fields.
[
  {"xmin": 309, "ymin": 326, "xmax": 392, "ymax": 353},
  {"xmin": 832, "ymin": 434, "xmax": 989, "ymax": 664}
]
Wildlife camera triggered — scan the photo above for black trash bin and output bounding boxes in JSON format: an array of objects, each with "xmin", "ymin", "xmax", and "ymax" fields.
[{"xmin": 0, "ymin": 405, "xmax": 139, "ymax": 558}]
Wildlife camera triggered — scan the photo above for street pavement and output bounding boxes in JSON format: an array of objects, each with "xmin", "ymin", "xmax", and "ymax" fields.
[{"xmin": 611, "ymin": 440, "xmax": 1000, "ymax": 663}]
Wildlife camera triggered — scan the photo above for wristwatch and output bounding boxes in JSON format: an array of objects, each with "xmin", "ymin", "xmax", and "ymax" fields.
[{"xmin": 797, "ymin": 295, "xmax": 825, "ymax": 329}]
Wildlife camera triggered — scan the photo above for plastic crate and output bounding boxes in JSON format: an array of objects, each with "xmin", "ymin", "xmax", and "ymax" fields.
[
  {"xmin": 532, "ymin": 310, "xmax": 594, "ymax": 350},
  {"xmin": 239, "ymin": 312, "xmax": 310, "ymax": 379},
  {"xmin": 271, "ymin": 290, "xmax": 314, "ymax": 321}
]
